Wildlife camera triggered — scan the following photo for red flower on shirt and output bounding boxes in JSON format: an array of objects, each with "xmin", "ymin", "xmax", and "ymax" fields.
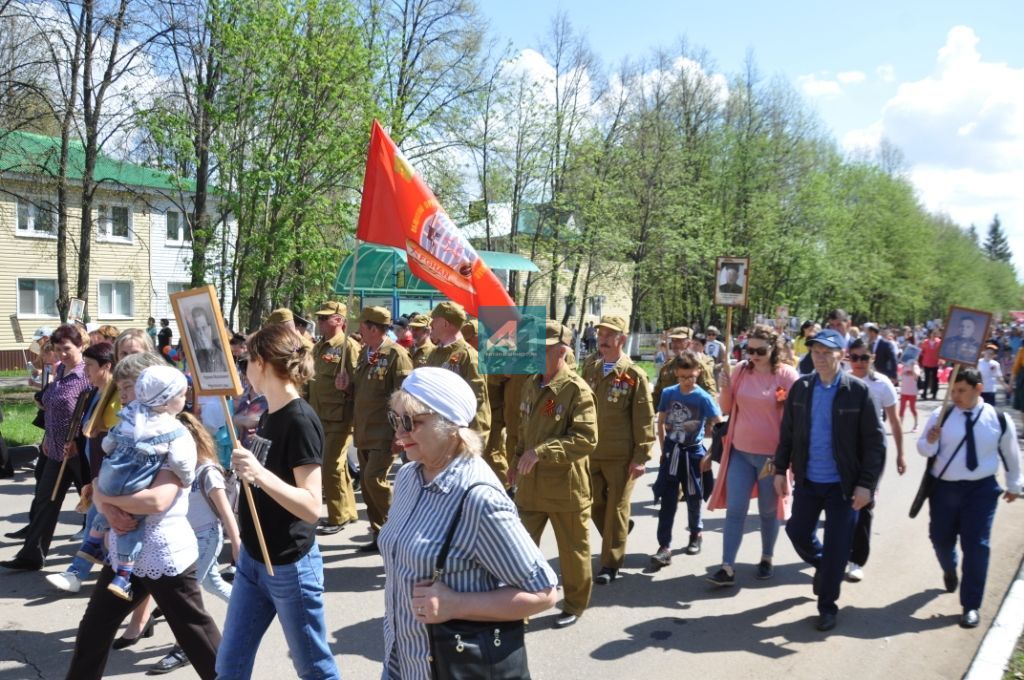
[{"xmin": 775, "ymin": 386, "xmax": 788, "ymax": 402}]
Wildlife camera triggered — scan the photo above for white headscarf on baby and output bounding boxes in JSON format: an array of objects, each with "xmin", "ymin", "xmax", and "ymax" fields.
[
  {"xmin": 400, "ymin": 367, "xmax": 476, "ymax": 427},
  {"xmin": 134, "ymin": 365, "xmax": 187, "ymax": 433}
]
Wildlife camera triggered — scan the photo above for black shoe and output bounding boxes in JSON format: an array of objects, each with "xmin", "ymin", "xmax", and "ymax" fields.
[
  {"xmin": 147, "ymin": 646, "xmax": 190, "ymax": 675},
  {"xmin": 594, "ymin": 567, "xmax": 618, "ymax": 585},
  {"xmin": 685, "ymin": 532, "xmax": 702, "ymax": 555},
  {"xmin": 816, "ymin": 612, "xmax": 837, "ymax": 631},
  {"xmin": 112, "ymin": 618, "xmax": 156, "ymax": 650},
  {"xmin": 357, "ymin": 541, "xmax": 380, "ymax": 553},
  {"xmin": 755, "ymin": 560, "xmax": 774, "ymax": 580},
  {"xmin": 0, "ymin": 557, "xmax": 41, "ymax": 571},
  {"xmin": 944, "ymin": 569, "xmax": 959, "ymax": 593},
  {"xmin": 553, "ymin": 611, "xmax": 578, "ymax": 628},
  {"xmin": 4, "ymin": 527, "xmax": 28, "ymax": 540},
  {"xmin": 627, "ymin": 519, "xmax": 635, "ymax": 535},
  {"xmin": 706, "ymin": 568, "xmax": 735, "ymax": 587},
  {"xmin": 960, "ymin": 609, "xmax": 980, "ymax": 628},
  {"xmin": 317, "ymin": 523, "xmax": 345, "ymax": 535}
]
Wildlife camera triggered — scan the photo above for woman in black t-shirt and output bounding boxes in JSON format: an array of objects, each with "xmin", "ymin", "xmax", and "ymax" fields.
[{"xmin": 216, "ymin": 324, "xmax": 340, "ymax": 680}]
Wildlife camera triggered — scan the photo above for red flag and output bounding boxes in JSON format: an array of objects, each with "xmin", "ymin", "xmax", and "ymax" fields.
[{"xmin": 356, "ymin": 120, "xmax": 514, "ymax": 317}]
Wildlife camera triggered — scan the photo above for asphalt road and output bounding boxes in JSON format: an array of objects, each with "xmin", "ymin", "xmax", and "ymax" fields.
[{"xmin": 0, "ymin": 394, "xmax": 1022, "ymax": 680}]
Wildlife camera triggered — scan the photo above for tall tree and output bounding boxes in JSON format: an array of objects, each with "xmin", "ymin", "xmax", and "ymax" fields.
[{"xmin": 983, "ymin": 214, "xmax": 1012, "ymax": 262}]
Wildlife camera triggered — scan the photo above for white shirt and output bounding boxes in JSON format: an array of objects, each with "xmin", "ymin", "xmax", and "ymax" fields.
[
  {"xmin": 861, "ymin": 372, "xmax": 897, "ymax": 418},
  {"xmin": 978, "ymin": 358, "xmax": 1002, "ymax": 393},
  {"xmin": 916, "ymin": 402, "xmax": 1023, "ymax": 494}
]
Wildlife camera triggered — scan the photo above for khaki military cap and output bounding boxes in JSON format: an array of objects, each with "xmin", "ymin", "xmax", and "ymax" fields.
[
  {"xmin": 359, "ymin": 306, "xmax": 392, "ymax": 326},
  {"xmin": 596, "ymin": 315, "xmax": 628, "ymax": 334},
  {"xmin": 266, "ymin": 308, "xmax": 294, "ymax": 324},
  {"xmin": 408, "ymin": 313, "xmax": 431, "ymax": 328},
  {"xmin": 432, "ymin": 301, "xmax": 468, "ymax": 326},
  {"xmin": 668, "ymin": 326, "xmax": 692, "ymax": 340},
  {"xmin": 315, "ymin": 301, "xmax": 347, "ymax": 316},
  {"xmin": 462, "ymin": 319, "xmax": 478, "ymax": 337},
  {"xmin": 544, "ymin": 320, "xmax": 572, "ymax": 346}
]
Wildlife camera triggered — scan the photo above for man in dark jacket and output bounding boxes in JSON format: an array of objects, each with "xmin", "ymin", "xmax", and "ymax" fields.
[
  {"xmin": 865, "ymin": 323, "xmax": 898, "ymax": 383},
  {"xmin": 774, "ymin": 328, "xmax": 886, "ymax": 632}
]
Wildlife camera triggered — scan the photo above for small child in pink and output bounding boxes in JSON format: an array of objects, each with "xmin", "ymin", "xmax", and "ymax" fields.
[{"xmin": 900, "ymin": 360, "xmax": 920, "ymax": 431}]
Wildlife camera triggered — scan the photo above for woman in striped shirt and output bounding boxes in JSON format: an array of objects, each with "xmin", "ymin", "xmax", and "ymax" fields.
[{"xmin": 380, "ymin": 367, "xmax": 558, "ymax": 679}]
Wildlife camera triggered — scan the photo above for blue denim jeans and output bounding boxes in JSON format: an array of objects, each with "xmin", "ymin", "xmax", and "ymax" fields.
[
  {"xmin": 723, "ymin": 449, "xmax": 779, "ymax": 566},
  {"xmin": 215, "ymin": 544, "xmax": 339, "ymax": 680},
  {"xmin": 68, "ymin": 504, "xmax": 101, "ymax": 578},
  {"xmin": 195, "ymin": 524, "xmax": 231, "ymax": 604},
  {"xmin": 654, "ymin": 443, "xmax": 705, "ymax": 548}
]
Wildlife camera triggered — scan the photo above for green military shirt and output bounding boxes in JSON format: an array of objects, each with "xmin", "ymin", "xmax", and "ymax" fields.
[
  {"xmin": 425, "ymin": 337, "xmax": 491, "ymax": 437},
  {"xmin": 513, "ymin": 365, "xmax": 598, "ymax": 513},
  {"xmin": 307, "ymin": 332, "xmax": 359, "ymax": 432},
  {"xmin": 410, "ymin": 339, "xmax": 435, "ymax": 367},
  {"xmin": 352, "ymin": 337, "xmax": 412, "ymax": 450},
  {"xmin": 582, "ymin": 353, "xmax": 655, "ymax": 465},
  {"xmin": 653, "ymin": 354, "xmax": 718, "ymax": 404}
]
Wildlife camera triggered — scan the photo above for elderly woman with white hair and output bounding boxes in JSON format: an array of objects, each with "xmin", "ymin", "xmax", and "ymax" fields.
[{"xmin": 380, "ymin": 367, "xmax": 559, "ymax": 680}]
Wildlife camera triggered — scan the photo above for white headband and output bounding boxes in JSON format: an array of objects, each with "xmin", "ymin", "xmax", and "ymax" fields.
[{"xmin": 400, "ymin": 367, "xmax": 476, "ymax": 427}]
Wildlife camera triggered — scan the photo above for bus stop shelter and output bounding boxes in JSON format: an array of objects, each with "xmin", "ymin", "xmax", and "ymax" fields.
[{"xmin": 332, "ymin": 244, "xmax": 538, "ymax": 318}]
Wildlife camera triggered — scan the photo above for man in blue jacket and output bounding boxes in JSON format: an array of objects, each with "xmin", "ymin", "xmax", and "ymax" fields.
[{"xmin": 774, "ymin": 328, "xmax": 886, "ymax": 632}]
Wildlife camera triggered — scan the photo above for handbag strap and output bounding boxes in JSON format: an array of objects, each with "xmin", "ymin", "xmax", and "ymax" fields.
[
  {"xmin": 432, "ymin": 481, "xmax": 497, "ymax": 581},
  {"xmin": 931, "ymin": 408, "xmax": 980, "ymax": 481}
]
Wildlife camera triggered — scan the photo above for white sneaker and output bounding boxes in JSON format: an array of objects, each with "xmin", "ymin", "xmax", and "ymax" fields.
[
  {"xmin": 45, "ymin": 571, "xmax": 82, "ymax": 593},
  {"xmin": 846, "ymin": 562, "xmax": 864, "ymax": 582}
]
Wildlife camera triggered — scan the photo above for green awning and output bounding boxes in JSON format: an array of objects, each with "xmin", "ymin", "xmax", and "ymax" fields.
[{"xmin": 332, "ymin": 244, "xmax": 537, "ymax": 296}]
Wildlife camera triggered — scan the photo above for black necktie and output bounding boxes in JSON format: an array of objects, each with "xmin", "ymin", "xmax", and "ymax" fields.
[{"xmin": 964, "ymin": 410, "xmax": 978, "ymax": 471}]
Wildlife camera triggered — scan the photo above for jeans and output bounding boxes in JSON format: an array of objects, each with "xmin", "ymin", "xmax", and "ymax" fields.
[
  {"xmin": 723, "ymin": 449, "xmax": 779, "ymax": 566},
  {"xmin": 67, "ymin": 504, "xmax": 101, "ymax": 578},
  {"xmin": 928, "ymin": 476, "xmax": 1000, "ymax": 611},
  {"xmin": 195, "ymin": 524, "xmax": 232, "ymax": 604},
  {"xmin": 785, "ymin": 480, "xmax": 859, "ymax": 615},
  {"xmin": 216, "ymin": 544, "xmax": 339, "ymax": 680},
  {"xmin": 654, "ymin": 443, "xmax": 705, "ymax": 548},
  {"xmin": 921, "ymin": 366, "xmax": 939, "ymax": 399}
]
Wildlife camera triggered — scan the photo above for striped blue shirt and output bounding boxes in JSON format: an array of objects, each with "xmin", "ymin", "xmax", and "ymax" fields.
[{"xmin": 379, "ymin": 455, "xmax": 558, "ymax": 679}]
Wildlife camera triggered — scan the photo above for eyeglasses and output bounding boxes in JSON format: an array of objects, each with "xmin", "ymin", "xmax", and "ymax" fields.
[
  {"xmin": 386, "ymin": 409, "xmax": 433, "ymax": 433},
  {"xmin": 849, "ymin": 354, "xmax": 872, "ymax": 363},
  {"xmin": 746, "ymin": 346, "xmax": 769, "ymax": 356},
  {"xmin": 677, "ymin": 373, "xmax": 700, "ymax": 381}
]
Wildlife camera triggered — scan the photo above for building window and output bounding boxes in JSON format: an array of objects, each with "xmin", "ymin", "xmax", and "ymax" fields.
[
  {"xmin": 166, "ymin": 210, "xmax": 192, "ymax": 244},
  {"xmin": 17, "ymin": 279, "xmax": 58, "ymax": 317},
  {"xmin": 98, "ymin": 204, "xmax": 132, "ymax": 241},
  {"xmin": 588, "ymin": 295, "xmax": 606, "ymax": 317},
  {"xmin": 167, "ymin": 282, "xmax": 190, "ymax": 297},
  {"xmin": 98, "ymin": 280, "xmax": 133, "ymax": 317},
  {"xmin": 16, "ymin": 198, "xmax": 57, "ymax": 237}
]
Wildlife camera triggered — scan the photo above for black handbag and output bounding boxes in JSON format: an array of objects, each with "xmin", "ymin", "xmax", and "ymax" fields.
[
  {"xmin": 709, "ymin": 420, "xmax": 728, "ymax": 463},
  {"xmin": 429, "ymin": 482, "xmax": 530, "ymax": 680},
  {"xmin": 909, "ymin": 410, "xmax": 972, "ymax": 518}
]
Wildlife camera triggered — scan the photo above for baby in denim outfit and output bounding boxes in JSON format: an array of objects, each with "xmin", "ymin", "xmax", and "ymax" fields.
[{"xmin": 75, "ymin": 365, "xmax": 196, "ymax": 600}]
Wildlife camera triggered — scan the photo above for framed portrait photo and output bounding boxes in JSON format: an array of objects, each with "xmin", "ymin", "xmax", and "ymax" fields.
[
  {"xmin": 938, "ymin": 305, "xmax": 992, "ymax": 367},
  {"xmin": 170, "ymin": 285, "xmax": 242, "ymax": 396},
  {"xmin": 69, "ymin": 298, "xmax": 85, "ymax": 322},
  {"xmin": 714, "ymin": 256, "xmax": 750, "ymax": 307}
]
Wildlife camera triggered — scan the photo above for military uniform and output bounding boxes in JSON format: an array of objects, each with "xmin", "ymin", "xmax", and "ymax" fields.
[
  {"xmin": 425, "ymin": 302, "xmax": 491, "ymax": 442},
  {"xmin": 266, "ymin": 307, "xmax": 314, "ymax": 349},
  {"xmin": 308, "ymin": 306, "xmax": 361, "ymax": 526},
  {"xmin": 352, "ymin": 308, "xmax": 413, "ymax": 534},
  {"xmin": 653, "ymin": 327, "xmax": 718, "ymax": 404},
  {"xmin": 513, "ymin": 322, "xmax": 598, "ymax": 618},
  {"xmin": 582, "ymin": 318, "xmax": 655, "ymax": 573},
  {"xmin": 483, "ymin": 373, "xmax": 512, "ymax": 485},
  {"xmin": 408, "ymin": 313, "xmax": 435, "ymax": 367}
]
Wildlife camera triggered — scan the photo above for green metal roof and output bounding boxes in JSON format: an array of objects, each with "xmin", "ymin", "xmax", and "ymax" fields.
[
  {"xmin": 333, "ymin": 244, "xmax": 538, "ymax": 296},
  {"xmin": 0, "ymin": 130, "xmax": 192, "ymax": 192}
]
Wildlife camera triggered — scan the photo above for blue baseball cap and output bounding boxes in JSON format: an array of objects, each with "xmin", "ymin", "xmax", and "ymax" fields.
[{"xmin": 807, "ymin": 328, "xmax": 845, "ymax": 350}]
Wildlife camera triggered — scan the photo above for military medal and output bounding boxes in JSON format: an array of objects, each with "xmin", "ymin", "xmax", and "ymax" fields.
[
  {"xmin": 543, "ymin": 399, "xmax": 556, "ymax": 418},
  {"xmin": 555, "ymin": 404, "xmax": 565, "ymax": 421}
]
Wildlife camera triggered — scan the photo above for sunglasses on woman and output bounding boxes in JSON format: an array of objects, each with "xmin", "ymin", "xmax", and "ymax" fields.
[
  {"xmin": 849, "ymin": 354, "xmax": 872, "ymax": 362},
  {"xmin": 746, "ymin": 346, "xmax": 770, "ymax": 356},
  {"xmin": 387, "ymin": 409, "xmax": 432, "ymax": 433}
]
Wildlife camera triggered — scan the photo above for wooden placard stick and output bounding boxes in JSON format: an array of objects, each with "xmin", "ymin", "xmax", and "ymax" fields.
[
  {"xmin": 52, "ymin": 389, "xmax": 92, "ymax": 501},
  {"xmin": 722, "ymin": 307, "xmax": 734, "ymax": 378},
  {"xmin": 937, "ymin": 363, "xmax": 961, "ymax": 426},
  {"xmin": 220, "ymin": 396, "xmax": 274, "ymax": 575}
]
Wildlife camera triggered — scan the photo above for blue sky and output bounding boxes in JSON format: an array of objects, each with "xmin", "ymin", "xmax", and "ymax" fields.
[{"xmin": 478, "ymin": 0, "xmax": 1024, "ymax": 266}]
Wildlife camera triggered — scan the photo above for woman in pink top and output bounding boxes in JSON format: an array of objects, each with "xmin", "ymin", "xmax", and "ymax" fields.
[
  {"xmin": 706, "ymin": 325, "xmax": 799, "ymax": 586},
  {"xmin": 918, "ymin": 329, "xmax": 942, "ymax": 400}
]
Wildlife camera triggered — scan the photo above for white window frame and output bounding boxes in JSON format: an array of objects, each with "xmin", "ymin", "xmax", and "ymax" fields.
[
  {"xmin": 16, "ymin": 278, "xmax": 59, "ymax": 318},
  {"xmin": 96, "ymin": 204, "xmax": 133, "ymax": 243},
  {"xmin": 97, "ymin": 279, "xmax": 134, "ymax": 319},
  {"xmin": 165, "ymin": 209, "xmax": 192, "ymax": 245},
  {"xmin": 15, "ymin": 197, "xmax": 57, "ymax": 239}
]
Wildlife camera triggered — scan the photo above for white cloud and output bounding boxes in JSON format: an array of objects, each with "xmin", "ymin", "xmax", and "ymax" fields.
[
  {"xmin": 876, "ymin": 64, "xmax": 896, "ymax": 82},
  {"xmin": 797, "ymin": 73, "xmax": 842, "ymax": 98},
  {"xmin": 837, "ymin": 70, "xmax": 867, "ymax": 85},
  {"xmin": 845, "ymin": 26, "xmax": 1024, "ymax": 267}
]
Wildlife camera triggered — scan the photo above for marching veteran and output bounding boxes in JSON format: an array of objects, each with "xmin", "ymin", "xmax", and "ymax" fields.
[
  {"xmin": 582, "ymin": 315, "xmax": 655, "ymax": 585},
  {"xmin": 352, "ymin": 306, "xmax": 413, "ymax": 552},
  {"xmin": 266, "ymin": 308, "xmax": 314, "ymax": 349},
  {"xmin": 308, "ymin": 301, "xmax": 360, "ymax": 535},
  {"xmin": 426, "ymin": 301, "xmax": 491, "ymax": 444},
  {"xmin": 511, "ymin": 320, "xmax": 598, "ymax": 628},
  {"xmin": 407, "ymin": 314, "xmax": 435, "ymax": 367}
]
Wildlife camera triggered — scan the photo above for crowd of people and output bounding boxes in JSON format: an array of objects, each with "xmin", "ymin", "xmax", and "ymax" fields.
[{"xmin": 0, "ymin": 302, "xmax": 1022, "ymax": 677}]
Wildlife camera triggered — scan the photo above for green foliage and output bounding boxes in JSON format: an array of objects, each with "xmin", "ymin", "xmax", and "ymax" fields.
[{"xmin": 984, "ymin": 214, "xmax": 1013, "ymax": 263}]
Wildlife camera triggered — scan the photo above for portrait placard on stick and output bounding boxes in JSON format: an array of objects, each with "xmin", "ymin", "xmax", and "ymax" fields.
[
  {"xmin": 69, "ymin": 298, "xmax": 85, "ymax": 322},
  {"xmin": 169, "ymin": 285, "xmax": 242, "ymax": 397},
  {"xmin": 938, "ymin": 305, "xmax": 991, "ymax": 367},
  {"xmin": 714, "ymin": 256, "xmax": 750, "ymax": 307}
]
